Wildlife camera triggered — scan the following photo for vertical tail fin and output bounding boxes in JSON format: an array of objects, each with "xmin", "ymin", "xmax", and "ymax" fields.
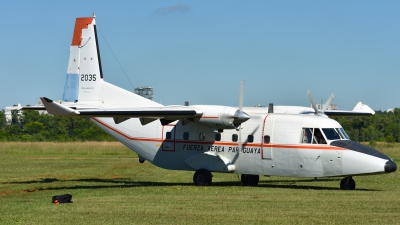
[
  {"xmin": 63, "ymin": 15, "xmax": 104, "ymax": 103},
  {"xmin": 62, "ymin": 15, "xmax": 161, "ymax": 109}
]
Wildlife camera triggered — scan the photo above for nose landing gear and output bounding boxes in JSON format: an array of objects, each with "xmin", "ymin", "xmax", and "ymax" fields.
[{"xmin": 340, "ymin": 176, "xmax": 355, "ymax": 190}]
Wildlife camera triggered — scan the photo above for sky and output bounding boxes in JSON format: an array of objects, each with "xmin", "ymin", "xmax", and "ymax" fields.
[{"xmin": 0, "ymin": 1, "xmax": 399, "ymax": 111}]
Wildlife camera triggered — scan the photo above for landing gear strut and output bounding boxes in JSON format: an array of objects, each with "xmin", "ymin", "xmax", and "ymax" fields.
[
  {"xmin": 241, "ymin": 174, "xmax": 260, "ymax": 186},
  {"xmin": 340, "ymin": 176, "xmax": 356, "ymax": 190},
  {"xmin": 193, "ymin": 169, "xmax": 212, "ymax": 186}
]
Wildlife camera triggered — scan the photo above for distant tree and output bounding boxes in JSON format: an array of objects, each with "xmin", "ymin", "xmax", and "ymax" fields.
[
  {"xmin": 24, "ymin": 122, "xmax": 45, "ymax": 135},
  {"xmin": 0, "ymin": 111, "xmax": 5, "ymax": 131}
]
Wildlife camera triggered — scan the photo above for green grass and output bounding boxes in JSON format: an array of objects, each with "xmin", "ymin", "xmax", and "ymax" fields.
[{"xmin": 0, "ymin": 142, "xmax": 399, "ymax": 224}]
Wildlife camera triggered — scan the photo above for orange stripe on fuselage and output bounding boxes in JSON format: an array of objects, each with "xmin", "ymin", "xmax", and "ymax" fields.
[
  {"xmin": 92, "ymin": 118, "xmax": 346, "ymax": 151},
  {"xmin": 71, "ymin": 17, "xmax": 93, "ymax": 46}
]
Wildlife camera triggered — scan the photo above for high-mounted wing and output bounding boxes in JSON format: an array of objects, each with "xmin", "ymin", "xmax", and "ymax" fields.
[
  {"xmin": 32, "ymin": 97, "xmax": 250, "ymax": 129},
  {"xmin": 38, "ymin": 97, "xmax": 201, "ymax": 118}
]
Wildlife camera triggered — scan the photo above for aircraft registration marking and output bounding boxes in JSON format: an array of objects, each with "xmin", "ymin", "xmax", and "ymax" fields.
[{"xmin": 183, "ymin": 144, "xmax": 261, "ymax": 154}]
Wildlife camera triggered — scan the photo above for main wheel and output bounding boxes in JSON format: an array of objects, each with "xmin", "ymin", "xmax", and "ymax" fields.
[
  {"xmin": 193, "ymin": 169, "xmax": 212, "ymax": 186},
  {"xmin": 340, "ymin": 177, "xmax": 356, "ymax": 190},
  {"xmin": 241, "ymin": 174, "xmax": 260, "ymax": 186}
]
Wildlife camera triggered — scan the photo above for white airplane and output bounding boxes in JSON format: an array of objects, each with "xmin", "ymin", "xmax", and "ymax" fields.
[{"xmin": 24, "ymin": 15, "xmax": 396, "ymax": 190}]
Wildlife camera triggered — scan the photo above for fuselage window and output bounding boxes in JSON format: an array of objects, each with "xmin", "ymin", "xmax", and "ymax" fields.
[
  {"xmin": 313, "ymin": 128, "xmax": 327, "ymax": 144},
  {"xmin": 264, "ymin": 135, "xmax": 270, "ymax": 144},
  {"xmin": 232, "ymin": 134, "xmax": 238, "ymax": 142},
  {"xmin": 166, "ymin": 132, "xmax": 172, "ymax": 140},
  {"xmin": 215, "ymin": 133, "xmax": 221, "ymax": 141},
  {"xmin": 300, "ymin": 128, "xmax": 313, "ymax": 143},
  {"xmin": 199, "ymin": 133, "xmax": 205, "ymax": 141},
  {"xmin": 247, "ymin": 135, "xmax": 254, "ymax": 143},
  {"xmin": 183, "ymin": 132, "xmax": 189, "ymax": 140}
]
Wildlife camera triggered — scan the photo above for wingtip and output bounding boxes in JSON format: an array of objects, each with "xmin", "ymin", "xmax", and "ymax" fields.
[{"xmin": 40, "ymin": 97, "xmax": 53, "ymax": 103}]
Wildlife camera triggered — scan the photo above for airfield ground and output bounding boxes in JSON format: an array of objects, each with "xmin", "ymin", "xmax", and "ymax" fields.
[{"xmin": 0, "ymin": 142, "xmax": 399, "ymax": 224}]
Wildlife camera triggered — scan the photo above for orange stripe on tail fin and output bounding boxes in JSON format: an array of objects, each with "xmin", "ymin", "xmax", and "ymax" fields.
[{"xmin": 71, "ymin": 18, "xmax": 94, "ymax": 46}]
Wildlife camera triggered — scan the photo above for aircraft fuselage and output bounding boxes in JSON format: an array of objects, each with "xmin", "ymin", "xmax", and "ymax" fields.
[{"xmin": 92, "ymin": 109, "xmax": 395, "ymax": 179}]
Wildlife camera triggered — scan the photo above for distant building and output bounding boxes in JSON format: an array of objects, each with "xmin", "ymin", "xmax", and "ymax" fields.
[
  {"xmin": 3, "ymin": 104, "xmax": 22, "ymax": 125},
  {"xmin": 2, "ymin": 100, "xmax": 58, "ymax": 125},
  {"xmin": 314, "ymin": 103, "xmax": 338, "ymax": 110},
  {"xmin": 134, "ymin": 86, "xmax": 154, "ymax": 101}
]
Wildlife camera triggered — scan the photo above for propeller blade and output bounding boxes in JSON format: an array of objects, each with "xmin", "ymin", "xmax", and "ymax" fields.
[
  {"xmin": 237, "ymin": 79, "xmax": 245, "ymax": 160},
  {"xmin": 239, "ymin": 80, "xmax": 244, "ymax": 112},
  {"xmin": 238, "ymin": 127, "xmax": 242, "ymax": 153},
  {"xmin": 322, "ymin": 94, "xmax": 334, "ymax": 111},
  {"xmin": 307, "ymin": 90, "xmax": 318, "ymax": 114}
]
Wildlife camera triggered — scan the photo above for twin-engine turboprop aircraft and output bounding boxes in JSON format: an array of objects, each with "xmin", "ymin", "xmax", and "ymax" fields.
[{"xmin": 25, "ymin": 15, "xmax": 396, "ymax": 190}]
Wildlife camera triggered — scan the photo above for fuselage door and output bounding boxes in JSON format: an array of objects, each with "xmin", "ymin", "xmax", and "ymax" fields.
[{"xmin": 262, "ymin": 115, "xmax": 274, "ymax": 160}]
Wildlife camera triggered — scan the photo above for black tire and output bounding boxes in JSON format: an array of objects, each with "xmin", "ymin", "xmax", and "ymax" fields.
[
  {"xmin": 193, "ymin": 169, "xmax": 212, "ymax": 186},
  {"xmin": 241, "ymin": 174, "xmax": 260, "ymax": 186},
  {"xmin": 340, "ymin": 177, "xmax": 356, "ymax": 190}
]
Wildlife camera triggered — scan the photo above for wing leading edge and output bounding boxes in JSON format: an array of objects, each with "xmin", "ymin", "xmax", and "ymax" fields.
[{"xmin": 37, "ymin": 97, "xmax": 202, "ymax": 124}]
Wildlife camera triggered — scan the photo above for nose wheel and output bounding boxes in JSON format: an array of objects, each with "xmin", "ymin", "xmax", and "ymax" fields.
[{"xmin": 340, "ymin": 176, "xmax": 356, "ymax": 190}]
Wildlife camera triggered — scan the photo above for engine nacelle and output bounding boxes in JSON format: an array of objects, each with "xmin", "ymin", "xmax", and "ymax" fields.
[{"xmin": 190, "ymin": 105, "xmax": 249, "ymax": 129}]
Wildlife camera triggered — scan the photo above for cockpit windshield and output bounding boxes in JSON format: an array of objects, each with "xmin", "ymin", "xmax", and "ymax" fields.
[
  {"xmin": 322, "ymin": 128, "xmax": 341, "ymax": 140},
  {"xmin": 301, "ymin": 127, "xmax": 350, "ymax": 144},
  {"xmin": 322, "ymin": 128, "xmax": 350, "ymax": 141},
  {"xmin": 322, "ymin": 128, "xmax": 350, "ymax": 140},
  {"xmin": 339, "ymin": 128, "xmax": 350, "ymax": 139}
]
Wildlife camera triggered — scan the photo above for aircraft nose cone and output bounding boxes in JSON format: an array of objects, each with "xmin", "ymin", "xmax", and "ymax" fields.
[{"xmin": 384, "ymin": 160, "xmax": 397, "ymax": 173}]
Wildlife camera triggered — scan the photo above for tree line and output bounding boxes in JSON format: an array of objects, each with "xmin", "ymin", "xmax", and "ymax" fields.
[
  {"xmin": 335, "ymin": 108, "xmax": 400, "ymax": 143},
  {"xmin": 0, "ymin": 110, "xmax": 115, "ymax": 141},
  {"xmin": 1, "ymin": 108, "xmax": 400, "ymax": 142}
]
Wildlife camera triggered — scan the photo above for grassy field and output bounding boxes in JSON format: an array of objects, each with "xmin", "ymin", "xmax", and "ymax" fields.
[{"xmin": 0, "ymin": 142, "xmax": 399, "ymax": 224}]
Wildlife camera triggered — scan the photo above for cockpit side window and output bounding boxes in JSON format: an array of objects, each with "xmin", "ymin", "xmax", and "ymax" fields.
[
  {"xmin": 322, "ymin": 128, "xmax": 341, "ymax": 140},
  {"xmin": 313, "ymin": 128, "xmax": 327, "ymax": 144},
  {"xmin": 300, "ymin": 128, "xmax": 313, "ymax": 143}
]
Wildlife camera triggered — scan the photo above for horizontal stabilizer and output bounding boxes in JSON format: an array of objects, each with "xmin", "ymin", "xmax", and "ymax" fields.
[
  {"xmin": 40, "ymin": 97, "xmax": 80, "ymax": 116},
  {"xmin": 324, "ymin": 102, "xmax": 375, "ymax": 117}
]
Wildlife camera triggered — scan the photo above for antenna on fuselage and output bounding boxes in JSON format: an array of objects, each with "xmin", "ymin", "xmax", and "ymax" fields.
[{"xmin": 268, "ymin": 103, "xmax": 274, "ymax": 113}]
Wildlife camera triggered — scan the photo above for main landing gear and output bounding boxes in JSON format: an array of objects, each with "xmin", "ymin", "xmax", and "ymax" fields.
[
  {"xmin": 241, "ymin": 174, "xmax": 260, "ymax": 186},
  {"xmin": 340, "ymin": 176, "xmax": 356, "ymax": 190},
  {"xmin": 193, "ymin": 169, "xmax": 212, "ymax": 186}
]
